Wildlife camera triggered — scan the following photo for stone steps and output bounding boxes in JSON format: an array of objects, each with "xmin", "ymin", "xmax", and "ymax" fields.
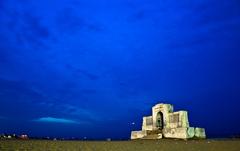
[
  {"xmin": 142, "ymin": 134, "xmax": 159, "ymax": 139},
  {"xmin": 143, "ymin": 134, "xmax": 163, "ymax": 139},
  {"xmin": 146, "ymin": 130, "xmax": 162, "ymax": 135},
  {"xmin": 140, "ymin": 130, "xmax": 163, "ymax": 139}
]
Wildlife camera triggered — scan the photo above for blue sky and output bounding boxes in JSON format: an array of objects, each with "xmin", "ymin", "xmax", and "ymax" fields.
[{"xmin": 0, "ymin": 0, "xmax": 240, "ymax": 139}]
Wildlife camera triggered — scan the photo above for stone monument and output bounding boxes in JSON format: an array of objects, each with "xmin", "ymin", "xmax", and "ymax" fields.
[{"xmin": 131, "ymin": 103, "xmax": 206, "ymax": 140}]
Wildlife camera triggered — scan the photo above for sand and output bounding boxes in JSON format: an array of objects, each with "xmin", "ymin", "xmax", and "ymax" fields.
[{"xmin": 0, "ymin": 139, "xmax": 240, "ymax": 151}]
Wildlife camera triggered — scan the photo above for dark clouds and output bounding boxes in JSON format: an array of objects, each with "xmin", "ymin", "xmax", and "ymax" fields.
[
  {"xmin": 15, "ymin": 13, "xmax": 50, "ymax": 48},
  {"xmin": 56, "ymin": 8, "xmax": 86, "ymax": 33},
  {"xmin": 65, "ymin": 64, "xmax": 100, "ymax": 80},
  {"xmin": 0, "ymin": 9, "xmax": 51, "ymax": 49},
  {"xmin": 75, "ymin": 68, "xmax": 100, "ymax": 80},
  {"xmin": 56, "ymin": 7, "xmax": 104, "ymax": 34},
  {"xmin": 0, "ymin": 47, "xmax": 10, "ymax": 64},
  {"xmin": 0, "ymin": 1, "xmax": 4, "ymax": 11},
  {"xmin": 189, "ymin": 1, "xmax": 240, "ymax": 27}
]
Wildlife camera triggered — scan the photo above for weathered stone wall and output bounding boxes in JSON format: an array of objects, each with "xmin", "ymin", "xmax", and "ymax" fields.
[
  {"xmin": 168, "ymin": 111, "xmax": 189, "ymax": 129},
  {"xmin": 142, "ymin": 116, "xmax": 153, "ymax": 131},
  {"xmin": 180, "ymin": 111, "xmax": 190, "ymax": 128},
  {"xmin": 163, "ymin": 128, "xmax": 188, "ymax": 139},
  {"xmin": 187, "ymin": 127, "xmax": 195, "ymax": 138},
  {"xmin": 131, "ymin": 130, "xmax": 146, "ymax": 139},
  {"xmin": 168, "ymin": 112, "xmax": 180, "ymax": 128},
  {"xmin": 194, "ymin": 128, "xmax": 206, "ymax": 139},
  {"xmin": 163, "ymin": 127, "xmax": 195, "ymax": 139}
]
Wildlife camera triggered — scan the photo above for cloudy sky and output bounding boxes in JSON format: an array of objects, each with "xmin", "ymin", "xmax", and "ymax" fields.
[{"xmin": 0, "ymin": 0, "xmax": 240, "ymax": 139}]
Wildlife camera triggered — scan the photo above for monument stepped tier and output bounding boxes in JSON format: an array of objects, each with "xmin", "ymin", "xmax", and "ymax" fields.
[{"xmin": 131, "ymin": 103, "xmax": 206, "ymax": 140}]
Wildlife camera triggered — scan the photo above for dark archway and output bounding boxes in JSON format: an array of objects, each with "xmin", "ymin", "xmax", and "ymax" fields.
[{"xmin": 156, "ymin": 112, "xmax": 164, "ymax": 129}]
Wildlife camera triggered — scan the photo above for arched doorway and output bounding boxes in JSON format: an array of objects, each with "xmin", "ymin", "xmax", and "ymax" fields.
[{"xmin": 156, "ymin": 112, "xmax": 164, "ymax": 129}]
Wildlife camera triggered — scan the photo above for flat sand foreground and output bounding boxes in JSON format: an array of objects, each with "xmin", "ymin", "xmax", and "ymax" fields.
[{"xmin": 0, "ymin": 139, "xmax": 240, "ymax": 151}]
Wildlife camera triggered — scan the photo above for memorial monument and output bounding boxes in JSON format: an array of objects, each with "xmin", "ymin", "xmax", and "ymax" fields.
[{"xmin": 131, "ymin": 103, "xmax": 206, "ymax": 140}]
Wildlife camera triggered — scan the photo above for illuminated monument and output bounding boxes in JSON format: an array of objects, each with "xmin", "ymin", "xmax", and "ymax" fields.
[{"xmin": 131, "ymin": 103, "xmax": 206, "ymax": 139}]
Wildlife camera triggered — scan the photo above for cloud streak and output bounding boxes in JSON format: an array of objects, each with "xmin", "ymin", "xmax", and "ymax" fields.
[{"xmin": 33, "ymin": 117, "xmax": 81, "ymax": 124}]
